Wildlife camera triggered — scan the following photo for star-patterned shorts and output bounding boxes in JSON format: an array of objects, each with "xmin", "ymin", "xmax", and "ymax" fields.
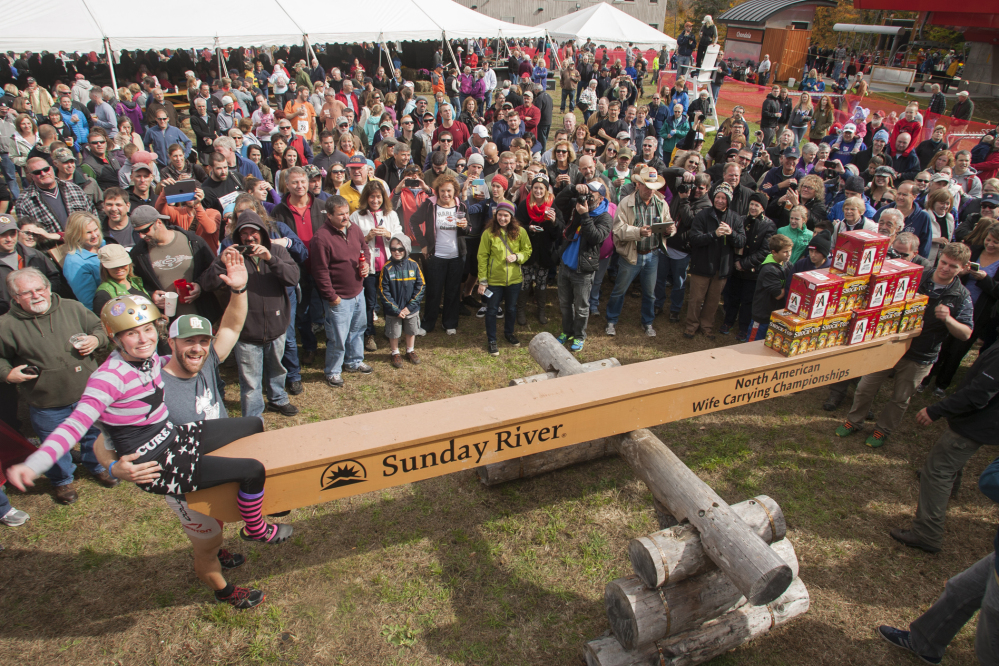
[{"xmin": 136, "ymin": 422, "xmax": 204, "ymax": 496}]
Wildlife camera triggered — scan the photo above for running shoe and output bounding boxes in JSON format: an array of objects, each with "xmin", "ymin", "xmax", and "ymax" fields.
[
  {"xmin": 216, "ymin": 586, "xmax": 266, "ymax": 610},
  {"xmin": 557, "ymin": 333, "xmax": 570, "ymax": 344},
  {"xmin": 866, "ymin": 429, "xmax": 889, "ymax": 448},
  {"xmin": 834, "ymin": 421, "xmax": 862, "ymax": 437},
  {"xmin": 217, "ymin": 548, "xmax": 245, "ymax": 569},
  {"xmin": 0, "ymin": 508, "xmax": 29, "ymax": 527},
  {"xmin": 570, "ymin": 337, "xmax": 585, "ymax": 352},
  {"xmin": 876, "ymin": 626, "xmax": 941, "ymax": 664}
]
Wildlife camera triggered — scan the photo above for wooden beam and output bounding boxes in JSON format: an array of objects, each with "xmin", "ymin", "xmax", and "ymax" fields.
[
  {"xmin": 187, "ymin": 334, "xmax": 915, "ymax": 522},
  {"xmin": 586, "ymin": 577, "xmax": 810, "ymax": 666}
]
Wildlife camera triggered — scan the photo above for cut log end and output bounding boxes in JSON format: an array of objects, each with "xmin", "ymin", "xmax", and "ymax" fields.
[
  {"xmin": 603, "ymin": 581, "xmax": 640, "ymax": 652},
  {"xmin": 747, "ymin": 564, "xmax": 795, "ymax": 606}
]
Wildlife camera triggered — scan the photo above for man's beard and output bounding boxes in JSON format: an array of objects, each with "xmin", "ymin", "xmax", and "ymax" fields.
[
  {"xmin": 178, "ymin": 351, "xmax": 207, "ymax": 374},
  {"xmin": 27, "ymin": 298, "xmax": 49, "ymax": 314},
  {"xmin": 145, "ymin": 236, "xmax": 162, "ymax": 247}
]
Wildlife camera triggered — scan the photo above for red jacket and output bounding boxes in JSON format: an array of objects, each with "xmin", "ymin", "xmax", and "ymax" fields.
[
  {"xmin": 309, "ymin": 220, "xmax": 371, "ymax": 302},
  {"xmin": 516, "ymin": 104, "xmax": 541, "ymax": 134},
  {"xmin": 335, "ymin": 91, "xmax": 359, "ymax": 116},
  {"xmin": 973, "ymin": 151, "xmax": 999, "ymax": 181},
  {"xmin": 889, "ymin": 117, "xmax": 922, "ymax": 156}
]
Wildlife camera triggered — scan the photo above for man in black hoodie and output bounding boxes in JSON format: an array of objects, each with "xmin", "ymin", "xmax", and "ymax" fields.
[
  {"xmin": 199, "ymin": 211, "xmax": 299, "ymax": 419},
  {"xmin": 685, "ymin": 182, "xmax": 746, "ymax": 339}
]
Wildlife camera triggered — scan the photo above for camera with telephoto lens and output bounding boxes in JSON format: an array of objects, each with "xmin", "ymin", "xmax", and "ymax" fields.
[
  {"xmin": 676, "ymin": 182, "xmax": 692, "ymax": 195},
  {"xmin": 574, "ymin": 191, "xmax": 595, "ymax": 207}
]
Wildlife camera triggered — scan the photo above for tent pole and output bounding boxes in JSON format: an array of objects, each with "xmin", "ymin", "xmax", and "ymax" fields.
[
  {"xmin": 380, "ymin": 34, "xmax": 397, "ymax": 80},
  {"xmin": 215, "ymin": 38, "xmax": 224, "ymax": 81},
  {"xmin": 443, "ymin": 31, "xmax": 460, "ymax": 71},
  {"xmin": 104, "ymin": 38, "xmax": 119, "ymax": 93},
  {"xmin": 548, "ymin": 31, "xmax": 562, "ymax": 71},
  {"xmin": 303, "ymin": 35, "xmax": 318, "ymax": 69}
]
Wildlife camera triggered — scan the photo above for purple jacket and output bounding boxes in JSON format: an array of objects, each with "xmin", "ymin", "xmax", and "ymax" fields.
[{"xmin": 115, "ymin": 101, "xmax": 144, "ymax": 132}]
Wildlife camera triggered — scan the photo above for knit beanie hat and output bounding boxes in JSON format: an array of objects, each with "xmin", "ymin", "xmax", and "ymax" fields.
[
  {"xmin": 714, "ymin": 182, "xmax": 733, "ymax": 202},
  {"xmin": 808, "ymin": 231, "xmax": 832, "ymax": 258},
  {"xmin": 748, "ymin": 191, "xmax": 768, "ymax": 209},
  {"xmin": 492, "ymin": 174, "xmax": 509, "ymax": 190},
  {"xmin": 495, "ymin": 200, "xmax": 515, "ymax": 216},
  {"xmin": 874, "ymin": 129, "xmax": 890, "ymax": 143},
  {"xmin": 845, "ymin": 175, "xmax": 866, "ymax": 193}
]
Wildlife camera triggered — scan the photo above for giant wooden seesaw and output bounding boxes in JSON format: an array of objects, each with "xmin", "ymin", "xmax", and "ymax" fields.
[
  {"xmin": 188, "ymin": 331, "xmax": 912, "ymax": 522},
  {"xmin": 187, "ymin": 331, "xmax": 914, "ymax": 664}
]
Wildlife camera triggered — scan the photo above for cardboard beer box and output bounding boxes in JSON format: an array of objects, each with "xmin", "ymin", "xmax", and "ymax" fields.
[
  {"xmin": 845, "ymin": 306, "xmax": 882, "ymax": 345},
  {"xmin": 830, "ymin": 230, "xmax": 890, "ymax": 277},
  {"xmin": 765, "ymin": 309, "xmax": 824, "ymax": 357},
  {"xmin": 819, "ymin": 311, "xmax": 852, "ymax": 349},
  {"xmin": 899, "ymin": 294, "xmax": 929, "ymax": 333},
  {"xmin": 786, "ymin": 269, "xmax": 844, "ymax": 320},
  {"xmin": 835, "ymin": 273, "xmax": 871, "ymax": 314},
  {"xmin": 876, "ymin": 301, "xmax": 905, "ymax": 337},
  {"xmin": 882, "ymin": 258, "xmax": 924, "ymax": 303},
  {"xmin": 865, "ymin": 262, "xmax": 901, "ymax": 309}
]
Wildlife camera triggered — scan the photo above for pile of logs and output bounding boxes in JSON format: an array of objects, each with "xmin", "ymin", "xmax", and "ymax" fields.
[{"xmin": 483, "ymin": 334, "xmax": 810, "ymax": 666}]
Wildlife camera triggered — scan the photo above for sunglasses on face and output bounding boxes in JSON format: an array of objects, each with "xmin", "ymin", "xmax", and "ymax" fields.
[
  {"xmin": 554, "ymin": 149, "xmax": 568, "ymax": 154},
  {"xmin": 330, "ymin": 170, "xmax": 346, "ymax": 176},
  {"xmin": 134, "ymin": 224, "xmax": 155, "ymax": 235},
  {"xmin": 402, "ymin": 120, "xmax": 413, "ymax": 125},
  {"xmin": 390, "ymin": 246, "xmax": 406, "ymax": 253},
  {"xmin": 279, "ymin": 125, "xmax": 291, "ymax": 130},
  {"xmin": 441, "ymin": 138, "xmax": 452, "ymax": 142},
  {"xmin": 982, "ymin": 203, "xmax": 998, "ymax": 210},
  {"xmin": 916, "ymin": 179, "xmax": 929, "ymax": 183},
  {"xmin": 156, "ymin": 117, "xmax": 168, "ymax": 122}
]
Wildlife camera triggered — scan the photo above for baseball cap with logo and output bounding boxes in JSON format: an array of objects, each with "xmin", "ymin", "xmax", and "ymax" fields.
[
  {"xmin": 346, "ymin": 154, "xmax": 367, "ymax": 168},
  {"xmin": 0, "ymin": 213, "xmax": 17, "ymax": 235},
  {"xmin": 335, "ymin": 116, "xmax": 349, "ymax": 126},
  {"xmin": 169, "ymin": 314, "xmax": 215, "ymax": 339}
]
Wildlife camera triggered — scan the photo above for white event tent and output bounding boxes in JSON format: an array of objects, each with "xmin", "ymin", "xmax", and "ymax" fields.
[
  {"xmin": 0, "ymin": 0, "xmax": 545, "ymax": 58},
  {"xmin": 536, "ymin": 3, "xmax": 677, "ymax": 51}
]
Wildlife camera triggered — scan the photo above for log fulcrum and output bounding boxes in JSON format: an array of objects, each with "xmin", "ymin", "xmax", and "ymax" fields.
[
  {"xmin": 615, "ymin": 429, "xmax": 794, "ymax": 606},
  {"xmin": 479, "ymin": 334, "xmax": 616, "ymax": 485},
  {"xmin": 586, "ymin": 577, "xmax": 810, "ymax": 666},
  {"xmin": 604, "ymin": 539, "xmax": 799, "ymax": 651},
  {"xmin": 629, "ymin": 495, "xmax": 785, "ymax": 589}
]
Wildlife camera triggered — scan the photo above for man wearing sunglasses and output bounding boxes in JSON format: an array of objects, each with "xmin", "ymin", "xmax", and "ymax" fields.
[
  {"xmin": 80, "ymin": 130, "xmax": 122, "ymax": 191},
  {"xmin": 14, "ymin": 156, "xmax": 96, "ymax": 235}
]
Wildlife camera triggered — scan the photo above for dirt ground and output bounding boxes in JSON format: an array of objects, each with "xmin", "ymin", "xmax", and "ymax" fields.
[{"xmin": 0, "ymin": 287, "xmax": 994, "ymax": 666}]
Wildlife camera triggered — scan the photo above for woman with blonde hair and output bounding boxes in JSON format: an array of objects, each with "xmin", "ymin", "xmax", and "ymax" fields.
[
  {"xmin": 93, "ymin": 244, "xmax": 152, "ymax": 314},
  {"xmin": 62, "ymin": 211, "xmax": 105, "ymax": 310},
  {"xmin": 788, "ymin": 92, "xmax": 813, "ymax": 145}
]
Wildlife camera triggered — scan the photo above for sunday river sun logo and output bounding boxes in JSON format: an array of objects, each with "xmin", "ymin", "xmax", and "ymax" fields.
[{"xmin": 320, "ymin": 459, "xmax": 368, "ymax": 490}]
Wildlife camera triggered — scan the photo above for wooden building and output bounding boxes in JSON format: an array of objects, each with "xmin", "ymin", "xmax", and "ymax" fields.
[{"xmin": 717, "ymin": 0, "xmax": 836, "ymax": 82}]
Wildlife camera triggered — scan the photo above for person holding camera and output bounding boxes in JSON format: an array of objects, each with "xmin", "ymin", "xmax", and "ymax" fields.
[
  {"xmin": 553, "ymin": 181, "xmax": 612, "ymax": 352},
  {"xmin": 605, "ymin": 166, "xmax": 673, "ymax": 338},
  {"xmin": 684, "ymin": 182, "xmax": 746, "ymax": 339},
  {"xmin": 199, "ymin": 211, "xmax": 300, "ymax": 417}
]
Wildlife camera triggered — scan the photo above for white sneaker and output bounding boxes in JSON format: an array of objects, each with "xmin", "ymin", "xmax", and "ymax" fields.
[
  {"xmin": 446, "ymin": 328, "xmax": 457, "ymax": 335},
  {"xmin": 1, "ymin": 507, "xmax": 29, "ymax": 527},
  {"xmin": 605, "ymin": 323, "xmax": 616, "ymax": 336},
  {"xmin": 644, "ymin": 324, "xmax": 657, "ymax": 337},
  {"xmin": 476, "ymin": 306, "xmax": 487, "ymax": 318}
]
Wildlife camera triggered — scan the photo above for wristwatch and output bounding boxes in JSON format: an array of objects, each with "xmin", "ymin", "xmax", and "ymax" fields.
[{"xmin": 230, "ymin": 285, "xmax": 248, "ymax": 294}]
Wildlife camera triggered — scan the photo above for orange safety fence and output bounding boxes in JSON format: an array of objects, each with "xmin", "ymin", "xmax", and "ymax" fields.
[{"xmin": 653, "ymin": 71, "xmax": 994, "ymax": 152}]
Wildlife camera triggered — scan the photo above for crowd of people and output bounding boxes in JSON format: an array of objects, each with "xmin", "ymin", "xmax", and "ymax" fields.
[{"xmin": 0, "ymin": 38, "xmax": 995, "ymax": 655}]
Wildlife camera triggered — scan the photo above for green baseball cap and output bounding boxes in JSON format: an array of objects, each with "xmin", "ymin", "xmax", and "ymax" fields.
[{"xmin": 168, "ymin": 314, "xmax": 215, "ymax": 339}]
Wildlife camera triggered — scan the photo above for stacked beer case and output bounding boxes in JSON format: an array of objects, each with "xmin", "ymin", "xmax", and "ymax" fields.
[{"xmin": 765, "ymin": 230, "xmax": 929, "ymax": 357}]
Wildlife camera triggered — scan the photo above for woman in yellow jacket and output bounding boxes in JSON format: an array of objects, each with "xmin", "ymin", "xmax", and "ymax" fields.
[{"xmin": 477, "ymin": 201, "xmax": 532, "ymax": 356}]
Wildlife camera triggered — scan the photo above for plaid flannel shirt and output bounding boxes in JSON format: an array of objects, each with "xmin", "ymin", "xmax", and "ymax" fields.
[{"xmin": 14, "ymin": 180, "xmax": 96, "ymax": 234}]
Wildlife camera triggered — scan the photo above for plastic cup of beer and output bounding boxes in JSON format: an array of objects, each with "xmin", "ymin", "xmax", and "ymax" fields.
[
  {"xmin": 69, "ymin": 333, "xmax": 88, "ymax": 350},
  {"xmin": 163, "ymin": 292, "xmax": 179, "ymax": 317}
]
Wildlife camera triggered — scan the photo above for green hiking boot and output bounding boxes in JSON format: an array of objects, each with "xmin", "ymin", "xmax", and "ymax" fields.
[
  {"xmin": 865, "ymin": 429, "xmax": 889, "ymax": 448},
  {"xmin": 834, "ymin": 421, "xmax": 862, "ymax": 437}
]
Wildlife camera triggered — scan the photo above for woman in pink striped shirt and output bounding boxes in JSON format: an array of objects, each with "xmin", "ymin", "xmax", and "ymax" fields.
[{"xmin": 7, "ymin": 260, "xmax": 293, "ymax": 545}]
